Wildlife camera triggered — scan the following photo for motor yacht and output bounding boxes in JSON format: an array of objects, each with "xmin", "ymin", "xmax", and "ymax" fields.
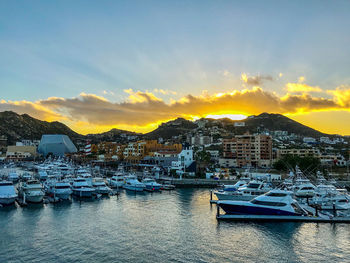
[
  {"xmin": 72, "ymin": 178, "xmax": 95, "ymax": 197},
  {"xmin": 123, "ymin": 176, "xmax": 145, "ymax": 192},
  {"xmin": 161, "ymin": 180, "xmax": 176, "ymax": 190},
  {"xmin": 293, "ymin": 178, "xmax": 315, "ymax": 198},
  {"xmin": 46, "ymin": 181, "xmax": 72, "ymax": 200},
  {"xmin": 214, "ymin": 180, "xmax": 273, "ymax": 201},
  {"xmin": 21, "ymin": 172, "xmax": 32, "ymax": 181},
  {"xmin": 38, "ymin": 170, "xmax": 48, "ymax": 181},
  {"xmin": 108, "ymin": 174, "xmax": 125, "ymax": 188},
  {"xmin": 217, "ymin": 189, "xmax": 307, "ymax": 216},
  {"xmin": 92, "ymin": 178, "xmax": 111, "ymax": 195},
  {"xmin": 0, "ymin": 181, "xmax": 17, "ymax": 206},
  {"xmin": 142, "ymin": 178, "xmax": 162, "ymax": 192},
  {"xmin": 7, "ymin": 171, "xmax": 19, "ymax": 183},
  {"xmin": 217, "ymin": 180, "xmax": 247, "ymax": 192},
  {"xmin": 18, "ymin": 180, "xmax": 45, "ymax": 203}
]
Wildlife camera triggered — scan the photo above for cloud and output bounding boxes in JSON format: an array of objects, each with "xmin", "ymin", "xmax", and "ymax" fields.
[
  {"xmin": 1, "ymin": 85, "xmax": 350, "ymax": 134},
  {"xmin": 153, "ymin": 89, "xmax": 177, "ymax": 95},
  {"xmin": 286, "ymin": 83, "xmax": 323, "ymax": 93},
  {"xmin": 241, "ymin": 73, "xmax": 273, "ymax": 86},
  {"xmin": 298, "ymin": 76, "xmax": 305, "ymax": 83},
  {"xmin": 327, "ymin": 85, "xmax": 350, "ymax": 107},
  {"xmin": 0, "ymin": 99, "xmax": 64, "ymax": 121}
]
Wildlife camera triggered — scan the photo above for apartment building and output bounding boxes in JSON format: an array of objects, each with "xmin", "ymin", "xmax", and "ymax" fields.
[{"xmin": 221, "ymin": 134, "xmax": 272, "ymax": 168}]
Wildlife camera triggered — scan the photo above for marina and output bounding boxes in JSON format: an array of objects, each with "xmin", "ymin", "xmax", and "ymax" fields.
[{"xmin": 1, "ymin": 188, "xmax": 350, "ymax": 263}]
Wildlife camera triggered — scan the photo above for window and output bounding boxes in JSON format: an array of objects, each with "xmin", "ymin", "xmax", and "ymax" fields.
[
  {"xmin": 266, "ymin": 192, "xmax": 287, "ymax": 197},
  {"xmin": 251, "ymin": 200, "xmax": 287, "ymax": 206}
]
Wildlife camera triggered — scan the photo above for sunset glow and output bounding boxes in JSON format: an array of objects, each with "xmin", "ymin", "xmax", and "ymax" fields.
[{"xmin": 0, "ymin": 1, "xmax": 350, "ymax": 135}]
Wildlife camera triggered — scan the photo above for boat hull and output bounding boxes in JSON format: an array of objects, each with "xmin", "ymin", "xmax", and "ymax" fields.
[
  {"xmin": 25, "ymin": 194, "xmax": 44, "ymax": 203},
  {"xmin": 218, "ymin": 203, "xmax": 299, "ymax": 216},
  {"xmin": 124, "ymin": 185, "xmax": 144, "ymax": 192},
  {"xmin": 0, "ymin": 197, "xmax": 17, "ymax": 206},
  {"xmin": 72, "ymin": 189, "xmax": 94, "ymax": 197}
]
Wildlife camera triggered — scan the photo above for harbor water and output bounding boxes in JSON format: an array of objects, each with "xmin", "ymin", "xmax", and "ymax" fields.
[{"xmin": 1, "ymin": 188, "xmax": 350, "ymax": 263}]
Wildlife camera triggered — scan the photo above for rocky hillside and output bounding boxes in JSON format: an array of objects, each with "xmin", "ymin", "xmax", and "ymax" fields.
[
  {"xmin": 144, "ymin": 118, "xmax": 197, "ymax": 140},
  {"xmin": 0, "ymin": 111, "xmax": 338, "ymax": 146},
  {"xmin": 0, "ymin": 111, "xmax": 82, "ymax": 144},
  {"xmin": 244, "ymin": 113, "xmax": 325, "ymax": 137},
  {"xmin": 86, "ymin": 128, "xmax": 140, "ymax": 143}
]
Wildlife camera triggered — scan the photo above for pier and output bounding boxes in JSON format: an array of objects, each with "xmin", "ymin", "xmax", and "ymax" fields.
[{"xmin": 215, "ymin": 204, "xmax": 350, "ymax": 223}]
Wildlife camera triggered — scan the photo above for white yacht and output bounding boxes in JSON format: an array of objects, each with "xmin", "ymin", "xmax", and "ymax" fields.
[
  {"xmin": 21, "ymin": 172, "xmax": 32, "ymax": 181},
  {"xmin": 7, "ymin": 171, "xmax": 19, "ymax": 183},
  {"xmin": 310, "ymin": 185, "xmax": 350, "ymax": 210},
  {"xmin": 293, "ymin": 178, "xmax": 315, "ymax": 198},
  {"xmin": 0, "ymin": 181, "xmax": 17, "ymax": 206},
  {"xmin": 92, "ymin": 178, "xmax": 111, "ymax": 195},
  {"xmin": 143, "ymin": 178, "xmax": 162, "ymax": 192},
  {"xmin": 108, "ymin": 174, "xmax": 125, "ymax": 188},
  {"xmin": 217, "ymin": 189, "xmax": 307, "ymax": 216},
  {"xmin": 46, "ymin": 181, "xmax": 72, "ymax": 200},
  {"xmin": 123, "ymin": 176, "xmax": 145, "ymax": 192},
  {"xmin": 18, "ymin": 180, "xmax": 45, "ymax": 203},
  {"xmin": 218, "ymin": 180, "xmax": 248, "ymax": 192},
  {"xmin": 72, "ymin": 178, "xmax": 95, "ymax": 197},
  {"xmin": 38, "ymin": 170, "xmax": 48, "ymax": 181},
  {"xmin": 75, "ymin": 170, "xmax": 93, "ymax": 186},
  {"xmin": 214, "ymin": 180, "xmax": 273, "ymax": 201}
]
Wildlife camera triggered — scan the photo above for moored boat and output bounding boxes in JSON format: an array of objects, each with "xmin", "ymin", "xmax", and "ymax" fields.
[
  {"xmin": 0, "ymin": 181, "xmax": 17, "ymax": 206},
  {"xmin": 18, "ymin": 180, "xmax": 45, "ymax": 203},
  {"xmin": 143, "ymin": 178, "xmax": 162, "ymax": 192},
  {"xmin": 218, "ymin": 189, "xmax": 307, "ymax": 216},
  {"xmin": 92, "ymin": 178, "xmax": 111, "ymax": 195},
  {"xmin": 123, "ymin": 176, "xmax": 145, "ymax": 192},
  {"xmin": 72, "ymin": 178, "xmax": 95, "ymax": 198}
]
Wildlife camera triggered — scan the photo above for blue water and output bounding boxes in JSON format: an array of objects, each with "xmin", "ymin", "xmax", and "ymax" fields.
[{"xmin": 0, "ymin": 189, "xmax": 349, "ymax": 263}]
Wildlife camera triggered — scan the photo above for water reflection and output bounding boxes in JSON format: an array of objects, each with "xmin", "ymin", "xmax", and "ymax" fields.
[{"xmin": 0, "ymin": 188, "xmax": 349, "ymax": 263}]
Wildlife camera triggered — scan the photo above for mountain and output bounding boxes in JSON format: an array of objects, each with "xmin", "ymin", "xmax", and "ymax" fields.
[
  {"xmin": 243, "ymin": 113, "xmax": 326, "ymax": 137},
  {"xmin": 0, "ymin": 111, "xmax": 340, "ymax": 146},
  {"xmin": 0, "ymin": 111, "xmax": 82, "ymax": 144},
  {"xmin": 86, "ymin": 128, "xmax": 140, "ymax": 143},
  {"xmin": 144, "ymin": 118, "xmax": 197, "ymax": 140}
]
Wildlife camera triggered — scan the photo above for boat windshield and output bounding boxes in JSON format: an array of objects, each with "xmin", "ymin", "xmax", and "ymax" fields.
[
  {"xmin": 55, "ymin": 185, "xmax": 70, "ymax": 189},
  {"xmin": 247, "ymin": 183, "xmax": 260, "ymax": 189},
  {"xmin": 0, "ymin": 182, "xmax": 13, "ymax": 186},
  {"xmin": 300, "ymin": 187, "xmax": 314, "ymax": 190},
  {"xmin": 266, "ymin": 192, "xmax": 287, "ymax": 197}
]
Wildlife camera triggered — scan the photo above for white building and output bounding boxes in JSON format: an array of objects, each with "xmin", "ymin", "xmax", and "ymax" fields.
[
  {"xmin": 303, "ymin": 137, "xmax": 317, "ymax": 144},
  {"xmin": 171, "ymin": 147, "xmax": 194, "ymax": 170},
  {"xmin": 234, "ymin": 122, "xmax": 245, "ymax": 127}
]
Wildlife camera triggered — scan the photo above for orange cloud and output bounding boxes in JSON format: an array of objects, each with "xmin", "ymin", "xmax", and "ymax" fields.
[
  {"xmin": 1, "ymin": 85, "xmax": 350, "ymax": 134},
  {"xmin": 286, "ymin": 83, "xmax": 322, "ymax": 93}
]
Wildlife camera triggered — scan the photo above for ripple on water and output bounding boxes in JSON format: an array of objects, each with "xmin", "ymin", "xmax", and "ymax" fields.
[{"xmin": 0, "ymin": 189, "xmax": 349, "ymax": 263}]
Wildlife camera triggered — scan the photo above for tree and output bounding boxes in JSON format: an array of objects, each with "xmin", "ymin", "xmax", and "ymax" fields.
[
  {"xmin": 273, "ymin": 154, "xmax": 320, "ymax": 172},
  {"xmin": 195, "ymin": 150, "xmax": 212, "ymax": 177}
]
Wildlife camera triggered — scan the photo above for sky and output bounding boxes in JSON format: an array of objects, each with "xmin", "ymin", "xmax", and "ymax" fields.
[{"xmin": 1, "ymin": 0, "xmax": 350, "ymax": 135}]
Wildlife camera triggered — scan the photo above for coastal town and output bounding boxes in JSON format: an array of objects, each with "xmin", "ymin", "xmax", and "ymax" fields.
[
  {"xmin": 2, "ymin": 1, "xmax": 350, "ymax": 262},
  {"xmin": 1, "ymin": 114, "xmax": 349, "ymax": 182}
]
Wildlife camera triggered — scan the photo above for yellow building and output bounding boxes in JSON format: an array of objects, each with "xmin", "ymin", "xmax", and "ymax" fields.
[
  {"xmin": 123, "ymin": 140, "xmax": 182, "ymax": 162},
  {"xmin": 6, "ymin": 145, "xmax": 37, "ymax": 160}
]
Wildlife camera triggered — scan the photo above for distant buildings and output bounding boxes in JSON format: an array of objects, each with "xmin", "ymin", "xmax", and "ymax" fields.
[
  {"xmin": 220, "ymin": 134, "xmax": 272, "ymax": 168},
  {"xmin": 6, "ymin": 145, "xmax": 37, "ymax": 160},
  {"xmin": 276, "ymin": 148, "xmax": 321, "ymax": 159}
]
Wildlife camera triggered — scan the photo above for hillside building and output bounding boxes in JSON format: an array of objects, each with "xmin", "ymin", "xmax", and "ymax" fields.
[
  {"xmin": 6, "ymin": 145, "xmax": 38, "ymax": 160},
  {"xmin": 221, "ymin": 134, "xmax": 272, "ymax": 168}
]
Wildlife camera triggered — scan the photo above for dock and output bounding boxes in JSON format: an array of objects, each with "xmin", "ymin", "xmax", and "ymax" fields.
[{"xmin": 216, "ymin": 214, "xmax": 350, "ymax": 223}]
